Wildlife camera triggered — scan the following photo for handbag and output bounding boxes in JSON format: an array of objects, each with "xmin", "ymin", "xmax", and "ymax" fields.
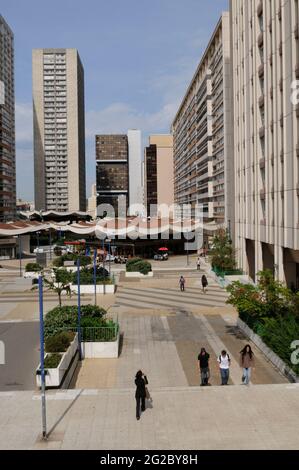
[{"xmin": 145, "ymin": 386, "xmax": 151, "ymax": 401}]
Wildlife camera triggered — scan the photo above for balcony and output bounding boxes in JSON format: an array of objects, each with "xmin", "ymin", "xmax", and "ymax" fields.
[
  {"xmin": 258, "ymin": 32, "xmax": 264, "ymax": 48},
  {"xmin": 257, "ymin": 1, "xmax": 263, "ymax": 17},
  {"xmin": 297, "ymin": 144, "xmax": 299, "ymax": 157},
  {"xmin": 296, "ymin": 103, "xmax": 299, "ymax": 119},
  {"xmin": 297, "ymin": 184, "xmax": 299, "ymax": 197},
  {"xmin": 260, "ymin": 188, "xmax": 266, "ymax": 200},
  {"xmin": 279, "ymin": 41, "xmax": 283, "ymax": 56},
  {"xmin": 270, "ymin": 86, "xmax": 273, "ymax": 99},
  {"xmin": 258, "ymin": 64, "xmax": 264, "ymax": 78},
  {"xmin": 280, "ymin": 149, "xmax": 284, "ymax": 163},
  {"xmin": 258, "ymin": 94, "xmax": 264, "ymax": 108},
  {"xmin": 271, "ymin": 153, "xmax": 274, "ymax": 166},
  {"xmin": 270, "ymin": 119, "xmax": 274, "ymax": 133},
  {"xmin": 295, "ymin": 63, "xmax": 299, "ymax": 79},
  {"xmin": 295, "ymin": 23, "xmax": 299, "ymax": 40},
  {"xmin": 259, "ymin": 125, "xmax": 265, "ymax": 138},
  {"xmin": 259, "ymin": 157, "xmax": 265, "ymax": 169},
  {"xmin": 279, "ymin": 78, "xmax": 283, "ymax": 92}
]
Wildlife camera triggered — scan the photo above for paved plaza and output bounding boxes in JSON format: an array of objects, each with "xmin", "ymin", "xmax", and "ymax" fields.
[{"xmin": 0, "ymin": 256, "xmax": 298, "ymax": 449}]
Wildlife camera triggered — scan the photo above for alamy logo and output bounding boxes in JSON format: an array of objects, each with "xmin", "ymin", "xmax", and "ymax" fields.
[
  {"xmin": 290, "ymin": 340, "xmax": 299, "ymax": 365},
  {"xmin": 291, "ymin": 80, "xmax": 299, "ymax": 106},
  {"xmin": 0, "ymin": 340, "xmax": 5, "ymax": 365}
]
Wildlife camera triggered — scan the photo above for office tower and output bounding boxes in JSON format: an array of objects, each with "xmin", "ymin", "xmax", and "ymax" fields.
[
  {"xmin": 0, "ymin": 16, "xmax": 16, "ymax": 221},
  {"xmin": 231, "ymin": 0, "xmax": 299, "ymax": 285},
  {"xmin": 96, "ymin": 130, "xmax": 143, "ymax": 217},
  {"xmin": 127, "ymin": 129, "xmax": 143, "ymax": 215},
  {"xmin": 96, "ymin": 134, "xmax": 129, "ymax": 216},
  {"xmin": 32, "ymin": 48, "xmax": 86, "ymax": 212},
  {"xmin": 87, "ymin": 183, "xmax": 97, "ymax": 219},
  {"xmin": 145, "ymin": 134, "xmax": 174, "ymax": 216},
  {"xmin": 172, "ymin": 13, "xmax": 234, "ymax": 228}
]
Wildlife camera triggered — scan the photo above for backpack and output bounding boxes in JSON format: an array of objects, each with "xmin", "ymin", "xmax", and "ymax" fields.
[{"xmin": 219, "ymin": 353, "xmax": 230, "ymax": 363}]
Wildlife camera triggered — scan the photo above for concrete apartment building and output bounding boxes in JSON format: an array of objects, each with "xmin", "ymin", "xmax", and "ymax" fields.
[
  {"xmin": 96, "ymin": 130, "xmax": 143, "ymax": 217},
  {"xmin": 32, "ymin": 48, "xmax": 86, "ymax": 212},
  {"xmin": 231, "ymin": 0, "xmax": 299, "ymax": 286},
  {"xmin": 0, "ymin": 16, "xmax": 16, "ymax": 222},
  {"xmin": 171, "ymin": 13, "xmax": 234, "ymax": 230},
  {"xmin": 144, "ymin": 134, "xmax": 174, "ymax": 216}
]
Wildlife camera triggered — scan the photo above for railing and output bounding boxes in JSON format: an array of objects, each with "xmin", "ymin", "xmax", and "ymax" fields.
[{"xmin": 45, "ymin": 323, "xmax": 119, "ymax": 343}]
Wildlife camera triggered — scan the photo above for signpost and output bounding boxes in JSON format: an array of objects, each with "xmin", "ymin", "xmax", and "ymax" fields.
[{"xmin": 38, "ymin": 275, "xmax": 47, "ymax": 439}]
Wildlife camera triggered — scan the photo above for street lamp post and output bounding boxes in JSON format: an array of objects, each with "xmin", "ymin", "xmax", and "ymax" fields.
[
  {"xmin": 93, "ymin": 248, "xmax": 97, "ymax": 306},
  {"xmin": 37, "ymin": 231, "xmax": 40, "ymax": 250},
  {"xmin": 107, "ymin": 238, "xmax": 111, "ymax": 276},
  {"xmin": 102, "ymin": 238, "xmax": 106, "ymax": 295},
  {"xmin": 49, "ymin": 229, "xmax": 52, "ymax": 261},
  {"xmin": 19, "ymin": 235, "xmax": 22, "ymax": 277},
  {"xmin": 77, "ymin": 258, "xmax": 82, "ymax": 360},
  {"xmin": 38, "ymin": 275, "xmax": 47, "ymax": 439}
]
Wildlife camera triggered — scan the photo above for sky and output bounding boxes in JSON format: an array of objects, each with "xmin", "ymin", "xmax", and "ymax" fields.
[{"xmin": 1, "ymin": 0, "xmax": 228, "ymax": 200}]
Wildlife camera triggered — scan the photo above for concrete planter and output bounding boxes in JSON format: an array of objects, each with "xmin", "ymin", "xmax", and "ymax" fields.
[
  {"xmin": 82, "ymin": 331, "xmax": 119, "ymax": 358},
  {"xmin": 36, "ymin": 333, "xmax": 78, "ymax": 388},
  {"xmin": 237, "ymin": 318, "xmax": 299, "ymax": 383},
  {"xmin": 125, "ymin": 271, "xmax": 153, "ymax": 278},
  {"xmin": 72, "ymin": 284, "xmax": 116, "ymax": 294}
]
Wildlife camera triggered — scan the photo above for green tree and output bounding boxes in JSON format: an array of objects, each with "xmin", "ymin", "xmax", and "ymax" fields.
[
  {"xmin": 210, "ymin": 228, "xmax": 236, "ymax": 272},
  {"xmin": 33, "ymin": 268, "xmax": 73, "ymax": 307}
]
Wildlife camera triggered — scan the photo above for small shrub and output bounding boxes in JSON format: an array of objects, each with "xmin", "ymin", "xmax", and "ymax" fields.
[
  {"xmin": 45, "ymin": 331, "xmax": 75, "ymax": 353},
  {"xmin": 25, "ymin": 262, "xmax": 42, "ymax": 272},
  {"xmin": 44, "ymin": 353, "xmax": 62, "ymax": 368},
  {"xmin": 126, "ymin": 258, "xmax": 152, "ymax": 274}
]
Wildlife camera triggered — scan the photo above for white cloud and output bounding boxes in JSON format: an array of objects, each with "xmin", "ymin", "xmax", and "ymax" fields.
[{"xmin": 85, "ymin": 101, "xmax": 179, "ymax": 138}]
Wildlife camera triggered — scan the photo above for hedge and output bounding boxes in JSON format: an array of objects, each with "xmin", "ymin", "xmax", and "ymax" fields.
[
  {"xmin": 44, "ymin": 353, "xmax": 62, "ymax": 369},
  {"xmin": 44, "ymin": 304, "xmax": 107, "ymax": 338},
  {"xmin": 126, "ymin": 258, "xmax": 152, "ymax": 275},
  {"xmin": 72, "ymin": 267, "xmax": 111, "ymax": 285},
  {"xmin": 25, "ymin": 262, "xmax": 42, "ymax": 272},
  {"xmin": 45, "ymin": 331, "xmax": 75, "ymax": 353},
  {"xmin": 53, "ymin": 253, "xmax": 91, "ymax": 267}
]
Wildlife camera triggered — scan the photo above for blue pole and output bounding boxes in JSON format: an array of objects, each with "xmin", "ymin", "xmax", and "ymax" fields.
[
  {"xmin": 19, "ymin": 235, "xmax": 22, "ymax": 277},
  {"xmin": 77, "ymin": 258, "xmax": 82, "ymax": 360},
  {"xmin": 102, "ymin": 238, "xmax": 106, "ymax": 295},
  {"xmin": 93, "ymin": 248, "xmax": 97, "ymax": 306},
  {"xmin": 38, "ymin": 275, "xmax": 47, "ymax": 438}
]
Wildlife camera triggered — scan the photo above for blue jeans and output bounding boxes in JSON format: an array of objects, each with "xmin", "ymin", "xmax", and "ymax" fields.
[
  {"xmin": 220, "ymin": 368, "xmax": 229, "ymax": 385},
  {"xmin": 243, "ymin": 367, "xmax": 251, "ymax": 384}
]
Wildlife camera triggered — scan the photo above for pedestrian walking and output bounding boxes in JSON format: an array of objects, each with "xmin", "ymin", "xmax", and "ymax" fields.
[
  {"xmin": 135, "ymin": 370, "xmax": 148, "ymax": 420},
  {"xmin": 217, "ymin": 350, "xmax": 231, "ymax": 385},
  {"xmin": 239, "ymin": 344, "xmax": 255, "ymax": 385},
  {"xmin": 198, "ymin": 348, "xmax": 211, "ymax": 386},
  {"xmin": 196, "ymin": 257, "xmax": 201, "ymax": 271},
  {"xmin": 201, "ymin": 274, "xmax": 208, "ymax": 293},
  {"xmin": 179, "ymin": 275, "xmax": 186, "ymax": 292}
]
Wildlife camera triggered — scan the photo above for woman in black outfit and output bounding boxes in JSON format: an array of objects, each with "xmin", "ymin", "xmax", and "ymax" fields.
[{"xmin": 135, "ymin": 370, "xmax": 148, "ymax": 420}]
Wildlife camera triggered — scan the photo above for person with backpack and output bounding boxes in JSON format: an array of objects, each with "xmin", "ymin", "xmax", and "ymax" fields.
[
  {"xmin": 135, "ymin": 370, "xmax": 148, "ymax": 420},
  {"xmin": 179, "ymin": 275, "xmax": 186, "ymax": 292},
  {"xmin": 201, "ymin": 274, "xmax": 208, "ymax": 293},
  {"xmin": 217, "ymin": 350, "xmax": 231, "ymax": 385},
  {"xmin": 239, "ymin": 344, "xmax": 255, "ymax": 385},
  {"xmin": 198, "ymin": 348, "xmax": 211, "ymax": 386}
]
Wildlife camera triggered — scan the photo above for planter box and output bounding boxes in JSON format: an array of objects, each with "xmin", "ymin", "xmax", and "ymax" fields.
[
  {"xmin": 82, "ymin": 331, "xmax": 119, "ymax": 358},
  {"xmin": 237, "ymin": 318, "xmax": 299, "ymax": 383},
  {"xmin": 36, "ymin": 333, "xmax": 78, "ymax": 388},
  {"xmin": 72, "ymin": 284, "xmax": 116, "ymax": 294},
  {"xmin": 125, "ymin": 271, "xmax": 153, "ymax": 278}
]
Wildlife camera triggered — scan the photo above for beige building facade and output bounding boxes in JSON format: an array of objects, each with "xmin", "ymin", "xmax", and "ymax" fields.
[
  {"xmin": 32, "ymin": 48, "xmax": 86, "ymax": 212},
  {"xmin": 171, "ymin": 13, "xmax": 234, "ymax": 230},
  {"xmin": 145, "ymin": 134, "xmax": 174, "ymax": 215},
  {"xmin": 231, "ymin": 0, "xmax": 299, "ymax": 285}
]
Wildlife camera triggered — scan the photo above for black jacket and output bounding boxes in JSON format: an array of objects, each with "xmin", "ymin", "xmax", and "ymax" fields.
[
  {"xmin": 135, "ymin": 375, "xmax": 148, "ymax": 398},
  {"xmin": 198, "ymin": 353, "xmax": 210, "ymax": 369}
]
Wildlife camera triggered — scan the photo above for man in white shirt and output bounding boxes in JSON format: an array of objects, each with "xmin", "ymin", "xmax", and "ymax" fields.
[{"xmin": 217, "ymin": 350, "xmax": 231, "ymax": 385}]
